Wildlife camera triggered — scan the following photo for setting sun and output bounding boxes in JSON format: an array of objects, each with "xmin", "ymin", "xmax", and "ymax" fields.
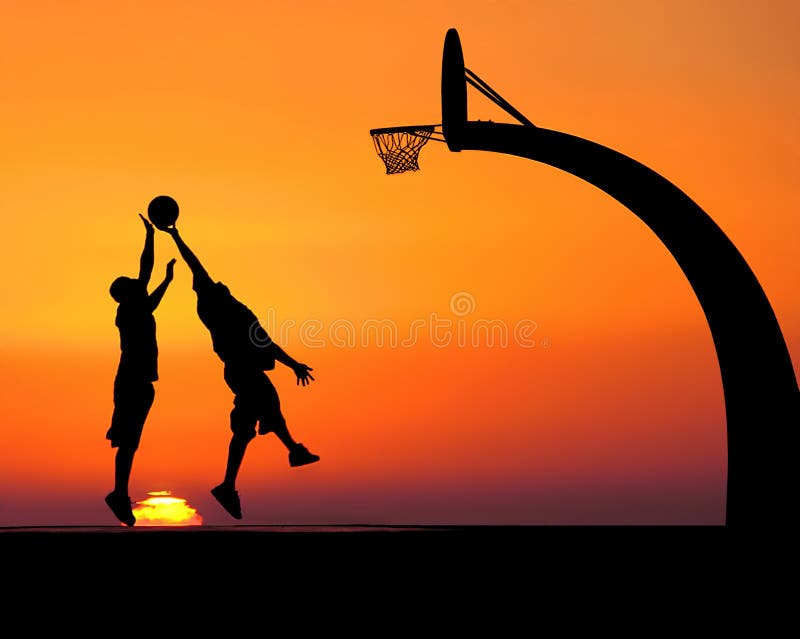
[{"xmin": 131, "ymin": 491, "xmax": 203, "ymax": 527}]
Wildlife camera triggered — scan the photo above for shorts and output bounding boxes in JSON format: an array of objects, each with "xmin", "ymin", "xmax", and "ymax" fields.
[
  {"xmin": 224, "ymin": 365, "xmax": 286, "ymax": 440},
  {"xmin": 106, "ymin": 375, "xmax": 155, "ymax": 449}
]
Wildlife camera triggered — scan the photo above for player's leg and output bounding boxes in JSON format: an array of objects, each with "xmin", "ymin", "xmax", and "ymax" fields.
[
  {"xmin": 222, "ymin": 434, "xmax": 250, "ymax": 489},
  {"xmin": 106, "ymin": 445, "xmax": 136, "ymax": 526},
  {"xmin": 223, "ymin": 402, "xmax": 258, "ymax": 486},
  {"xmin": 268, "ymin": 414, "xmax": 320, "ymax": 467},
  {"xmin": 211, "ymin": 401, "xmax": 256, "ymax": 519},
  {"xmin": 256, "ymin": 375, "xmax": 320, "ymax": 467},
  {"xmin": 105, "ymin": 381, "xmax": 153, "ymax": 526},
  {"xmin": 113, "ymin": 446, "xmax": 135, "ymax": 496}
]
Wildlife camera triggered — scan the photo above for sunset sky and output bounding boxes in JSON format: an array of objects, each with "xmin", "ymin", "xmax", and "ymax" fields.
[{"xmin": 1, "ymin": 1, "xmax": 797, "ymax": 526}]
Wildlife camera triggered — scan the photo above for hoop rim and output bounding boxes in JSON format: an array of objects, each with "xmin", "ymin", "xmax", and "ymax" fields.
[{"xmin": 369, "ymin": 124, "xmax": 439, "ymax": 136}]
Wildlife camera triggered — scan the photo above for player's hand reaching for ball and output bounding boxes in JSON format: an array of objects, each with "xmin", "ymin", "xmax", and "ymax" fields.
[
  {"xmin": 165, "ymin": 258, "xmax": 176, "ymax": 281},
  {"xmin": 139, "ymin": 213, "xmax": 154, "ymax": 234},
  {"xmin": 293, "ymin": 363, "xmax": 315, "ymax": 387}
]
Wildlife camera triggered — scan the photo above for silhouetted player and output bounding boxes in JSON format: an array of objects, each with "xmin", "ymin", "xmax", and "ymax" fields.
[
  {"xmin": 106, "ymin": 214, "xmax": 175, "ymax": 526},
  {"xmin": 164, "ymin": 225, "xmax": 319, "ymax": 520}
]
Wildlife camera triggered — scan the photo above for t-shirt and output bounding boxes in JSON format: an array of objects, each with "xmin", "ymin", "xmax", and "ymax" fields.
[
  {"xmin": 116, "ymin": 301, "xmax": 158, "ymax": 382},
  {"xmin": 196, "ymin": 281, "xmax": 276, "ymax": 371}
]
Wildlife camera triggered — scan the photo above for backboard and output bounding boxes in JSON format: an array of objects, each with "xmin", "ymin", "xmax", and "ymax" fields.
[
  {"xmin": 441, "ymin": 28, "xmax": 467, "ymax": 152},
  {"xmin": 370, "ymin": 27, "xmax": 533, "ymax": 173}
]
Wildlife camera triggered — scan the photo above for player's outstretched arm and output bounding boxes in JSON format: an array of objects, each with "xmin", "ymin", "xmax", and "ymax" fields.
[
  {"xmin": 164, "ymin": 226, "xmax": 213, "ymax": 289},
  {"xmin": 274, "ymin": 345, "xmax": 315, "ymax": 386},
  {"xmin": 138, "ymin": 213, "xmax": 155, "ymax": 286},
  {"xmin": 148, "ymin": 259, "xmax": 176, "ymax": 312}
]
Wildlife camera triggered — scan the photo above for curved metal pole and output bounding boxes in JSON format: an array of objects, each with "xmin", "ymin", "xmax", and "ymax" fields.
[{"xmin": 458, "ymin": 122, "xmax": 799, "ymax": 526}]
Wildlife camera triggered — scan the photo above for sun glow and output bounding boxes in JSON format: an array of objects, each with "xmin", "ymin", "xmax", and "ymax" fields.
[{"xmin": 132, "ymin": 490, "xmax": 203, "ymax": 526}]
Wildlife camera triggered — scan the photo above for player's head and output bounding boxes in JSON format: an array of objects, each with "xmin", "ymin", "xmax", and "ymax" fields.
[{"xmin": 110, "ymin": 276, "xmax": 146, "ymax": 303}]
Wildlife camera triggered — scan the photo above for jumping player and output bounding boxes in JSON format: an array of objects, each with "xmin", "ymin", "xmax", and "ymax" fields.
[
  {"xmin": 106, "ymin": 214, "xmax": 175, "ymax": 526},
  {"xmin": 163, "ymin": 224, "xmax": 319, "ymax": 520}
]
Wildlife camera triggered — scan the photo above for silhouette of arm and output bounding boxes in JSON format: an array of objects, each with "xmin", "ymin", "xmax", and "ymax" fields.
[
  {"xmin": 274, "ymin": 345, "xmax": 315, "ymax": 387},
  {"xmin": 166, "ymin": 226, "xmax": 213, "ymax": 289},
  {"xmin": 138, "ymin": 214, "xmax": 155, "ymax": 286},
  {"xmin": 148, "ymin": 259, "xmax": 176, "ymax": 312}
]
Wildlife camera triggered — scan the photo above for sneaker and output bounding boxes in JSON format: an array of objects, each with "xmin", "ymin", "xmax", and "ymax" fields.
[
  {"xmin": 289, "ymin": 443, "xmax": 320, "ymax": 468},
  {"xmin": 211, "ymin": 484, "xmax": 242, "ymax": 520},
  {"xmin": 105, "ymin": 491, "xmax": 136, "ymax": 527}
]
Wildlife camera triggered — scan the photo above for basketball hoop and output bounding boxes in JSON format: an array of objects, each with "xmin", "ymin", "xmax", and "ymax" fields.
[{"xmin": 369, "ymin": 125, "xmax": 444, "ymax": 175}]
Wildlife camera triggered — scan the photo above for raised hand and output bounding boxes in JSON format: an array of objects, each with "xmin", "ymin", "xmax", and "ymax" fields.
[
  {"xmin": 139, "ymin": 213, "xmax": 154, "ymax": 234},
  {"xmin": 293, "ymin": 363, "xmax": 315, "ymax": 387},
  {"xmin": 165, "ymin": 258, "xmax": 176, "ymax": 280}
]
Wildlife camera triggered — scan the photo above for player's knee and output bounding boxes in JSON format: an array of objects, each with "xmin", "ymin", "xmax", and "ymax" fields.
[
  {"xmin": 232, "ymin": 429, "xmax": 256, "ymax": 444},
  {"xmin": 230, "ymin": 408, "xmax": 257, "ymax": 442}
]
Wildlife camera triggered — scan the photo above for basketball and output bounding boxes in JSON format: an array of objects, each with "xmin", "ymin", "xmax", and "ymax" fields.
[{"xmin": 147, "ymin": 195, "xmax": 179, "ymax": 230}]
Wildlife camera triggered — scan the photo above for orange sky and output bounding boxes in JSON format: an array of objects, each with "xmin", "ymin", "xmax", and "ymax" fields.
[{"xmin": 1, "ymin": 1, "xmax": 797, "ymax": 525}]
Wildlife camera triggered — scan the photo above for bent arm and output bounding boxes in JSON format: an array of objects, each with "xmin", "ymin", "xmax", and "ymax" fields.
[
  {"xmin": 148, "ymin": 278, "xmax": 171, "ymax": 312},
  {"xmin": 272, "ymin": 344, "xmax": 299, "ymax": 369},
  {"xmin": 273, "ymin": 346, "xmax": 314, "ymax": 385},
  {"xmin": 148, "ymin": 259, "xmax": 175, "ymax": 311}
]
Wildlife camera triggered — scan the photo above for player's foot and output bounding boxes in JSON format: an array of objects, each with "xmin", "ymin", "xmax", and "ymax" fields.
[
  {"xmin": 211, "ymin": 484, "xmax": 242, "ymax": 520},
  {"xmin": 105, "ymin": 491, "xmax": 136, "ymax": 527},
  {"xmin": 289, "ymin": 443, "xmax": 320, "ymax": 468}
]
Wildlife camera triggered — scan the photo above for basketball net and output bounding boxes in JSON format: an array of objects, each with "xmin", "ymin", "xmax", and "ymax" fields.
[{"xmin": 370, "ymin": 127, "xmax": 435, "ymax": 175}]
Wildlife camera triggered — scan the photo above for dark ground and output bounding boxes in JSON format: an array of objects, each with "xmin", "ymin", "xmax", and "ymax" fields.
[
  {"xmin": 2, "ymin": 524, "xmax": 781, "ymax": 621},
  {"xmin": 1, "ymin": 524, "xmax": 745, "ymax": 574}
]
